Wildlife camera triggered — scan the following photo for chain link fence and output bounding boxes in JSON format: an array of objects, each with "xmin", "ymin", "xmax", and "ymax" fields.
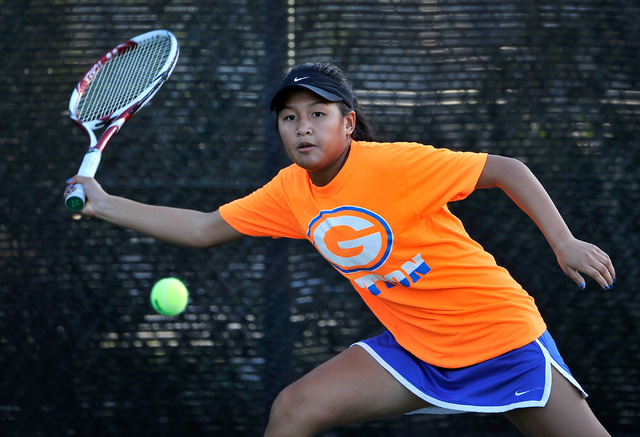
[{"xmin": 1, "ymin": 0, "xmax": 638, "ymax": 435}]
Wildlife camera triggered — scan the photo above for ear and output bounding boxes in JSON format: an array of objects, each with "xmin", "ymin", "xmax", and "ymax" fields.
[{"xmin": 345, "ymin": 110, "xmax": 356, "ymax": 135}]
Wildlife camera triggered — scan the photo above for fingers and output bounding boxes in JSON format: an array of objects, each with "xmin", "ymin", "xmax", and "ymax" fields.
[
  {"xmin": 64, "ymin": 176, "xmax": 83, "ymax": 198},
  {"xmin": 587, "ymin": 246, "xmax": 616, "ymax": 290},
  {"xmin": 64, "ymin": 175, "xmax": 81, "ymax": 192},
  {"xmin": 570, "ymin": 244, "xmax": 616, "ymax": 290},
  {"xmin": 597, "ymin": 248, "xmax": 616, "ymax": 285},
  {"xmin": 565, "ymin": 269, "xmax": 586, "ymax": 290},
  {"xmin": 580, "ymin": 264, "xmax": 612, "ymax": 290},
  {"xmin": 557, "ymin": 238, "xmax": 616, "ymax": 291},
  {"xmin": 64, "ymin": 177, "xmax": 78, "ymax": 197},
  {"xmin": 65, "ymin": 175, "xmax": 91, "ymax": 186},
  {"xmin": 63, "ymin": 175, "xmax": 97, "ymax": 215}
]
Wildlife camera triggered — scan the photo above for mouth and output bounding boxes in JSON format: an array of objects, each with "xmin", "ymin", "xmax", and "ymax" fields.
[{"xmin": 296, "ymin": 142, "xmax": 316, "ymax": 152}]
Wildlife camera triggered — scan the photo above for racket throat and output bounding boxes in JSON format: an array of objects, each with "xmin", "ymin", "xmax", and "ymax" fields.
[{"xmin": 95, "ymin": 121, "xmax": 124, "ymax": 152}]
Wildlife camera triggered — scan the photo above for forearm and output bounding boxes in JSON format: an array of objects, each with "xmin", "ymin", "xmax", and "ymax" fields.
[
  {"xmin": 65, "ymin": 176, "xmax": 244, "ymax": 248},
  {"xmin": 476, "ymin": 155, "xmax": 615, "ymax": 289},
  {"xmin": 92, "ymin": 194, "xmax": 207, "ymax": 247}
]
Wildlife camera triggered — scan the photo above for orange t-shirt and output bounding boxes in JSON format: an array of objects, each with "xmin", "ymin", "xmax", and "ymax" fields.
[{"xmin": 219, "ymin": 140, "xmax": 546, "ymax": 368}]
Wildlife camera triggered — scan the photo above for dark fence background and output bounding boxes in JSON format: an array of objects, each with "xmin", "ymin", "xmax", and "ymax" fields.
[{"xmin": 1, "ymin": 0, "xmax": 638, "ymax": 435}]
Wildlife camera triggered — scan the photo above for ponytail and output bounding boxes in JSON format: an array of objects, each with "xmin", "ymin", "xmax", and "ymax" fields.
[{"xmin": 349, "ymin": 96, "xmax": 378, "ymax": 142}]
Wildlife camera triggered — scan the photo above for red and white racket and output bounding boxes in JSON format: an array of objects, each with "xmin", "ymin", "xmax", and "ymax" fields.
[{"xmin": 65, "ymin": 29, "xmax": 180, "ymax": 211}]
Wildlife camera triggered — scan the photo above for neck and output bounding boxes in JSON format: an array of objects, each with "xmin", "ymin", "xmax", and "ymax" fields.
[{"xmin": 309, "ymin": 138, "xmax": 352, "ymax": 187}]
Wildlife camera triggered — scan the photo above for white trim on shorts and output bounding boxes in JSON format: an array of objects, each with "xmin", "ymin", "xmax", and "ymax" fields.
[{"xmin": 353, "ymin": 332, "xmax": 587, "ymax": 415}]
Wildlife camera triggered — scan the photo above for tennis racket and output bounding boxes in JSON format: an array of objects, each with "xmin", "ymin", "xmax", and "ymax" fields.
[{"xmin": 64, "ymin": 29, "xmax": 180, "ymax": 211}]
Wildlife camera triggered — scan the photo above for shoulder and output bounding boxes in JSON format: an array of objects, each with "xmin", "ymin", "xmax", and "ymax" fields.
[
  {"xmin": 257, "ymin": 163, "xmax": 310, "ymax": 198},
  {"xmin": 354, "ymin": 140, "xmax": 436, "ymax": 158},
  {"xmin": 274, "ymin": 163, "xmax": 309, "ymax": 184},
  {"xmin": 355, "ymin": 140, "xmax": 459, "ymax": 164},
  {"xmin": 356, "ymin": 140, "xmax": 431, "ymax": 150},
  {"xmin": 356, "ymin": 140, "xmax": 442, "ymax": 154}
]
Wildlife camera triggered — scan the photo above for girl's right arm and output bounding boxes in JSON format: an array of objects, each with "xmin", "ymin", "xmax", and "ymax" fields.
[{"xmin": 65, "ymin": 176, "xmax": 245, "ymax": 249}]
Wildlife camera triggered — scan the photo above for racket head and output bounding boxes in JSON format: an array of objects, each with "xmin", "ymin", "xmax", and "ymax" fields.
[
  {"xmin": 68, "ymin": 29, "xmax": 179, "ymax": 149},
  {"xmin": 65, "ymin": 30, "xmax": 179, "ymax": 212}
]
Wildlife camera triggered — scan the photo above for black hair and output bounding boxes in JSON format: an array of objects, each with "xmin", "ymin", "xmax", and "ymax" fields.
[{"xmin": 275, "ymin": 62, "xmax": 379, "ymax": 142}]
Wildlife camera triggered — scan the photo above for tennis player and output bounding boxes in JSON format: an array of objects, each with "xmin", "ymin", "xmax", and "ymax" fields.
[{"xmin": 65, "ymin": 62, "xmax": 615, "ymax": 436}]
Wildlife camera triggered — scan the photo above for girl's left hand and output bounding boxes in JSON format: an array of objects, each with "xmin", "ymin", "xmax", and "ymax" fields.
[{"xmin": 554, "ymin": 237, "xmax": 616, "ymax": 290}]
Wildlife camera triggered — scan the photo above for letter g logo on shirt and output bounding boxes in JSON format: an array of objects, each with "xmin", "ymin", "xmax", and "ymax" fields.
[{"xmin": 307, "ymin": 206, "xmax": 393, "ymax": 274}]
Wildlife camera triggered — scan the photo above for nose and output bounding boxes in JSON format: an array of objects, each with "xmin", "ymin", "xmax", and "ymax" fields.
[{"xmin": 296, "ymin": 117, "xmax": 312, "ymax": 136}]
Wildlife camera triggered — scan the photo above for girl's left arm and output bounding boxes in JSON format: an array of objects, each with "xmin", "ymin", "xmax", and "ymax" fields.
[{"xmin": 476, "ymin": 154, "xmax": 616, "ymax": 290}]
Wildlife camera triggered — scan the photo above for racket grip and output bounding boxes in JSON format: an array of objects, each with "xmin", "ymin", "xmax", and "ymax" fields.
[
  {"xmin": 65, "ymin": 149, "xmax": 102, "ymax": 211},
  {"xmin": 65, "ymin": 184, "xmax": 86, "ymax": 211}
]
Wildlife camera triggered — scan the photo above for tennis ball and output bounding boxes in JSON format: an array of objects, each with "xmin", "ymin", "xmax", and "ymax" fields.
[{"xmin": 150, "ymin": 277, "xmax": 188, "ymax": 316}]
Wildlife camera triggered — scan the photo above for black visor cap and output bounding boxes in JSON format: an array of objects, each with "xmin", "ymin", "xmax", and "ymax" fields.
[{"xmin": 270, "ymin": 69, "xmax": 354, "ymax": 111}]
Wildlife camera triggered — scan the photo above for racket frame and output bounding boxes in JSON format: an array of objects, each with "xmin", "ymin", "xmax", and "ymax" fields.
[{"xmin": 65, "ymin": 29, "xmax": 179, "ymax": 211}]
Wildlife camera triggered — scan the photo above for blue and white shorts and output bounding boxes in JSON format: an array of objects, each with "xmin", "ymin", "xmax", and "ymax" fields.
[{"xmin": 353, "ymin": 330, "xmax": 586, "ymax": 414}]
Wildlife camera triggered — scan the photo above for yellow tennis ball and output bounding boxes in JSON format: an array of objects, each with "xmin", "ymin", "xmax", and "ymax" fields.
[{"xmin": 150, "ymin": 277, "xmax": 188, "ymax": 316}]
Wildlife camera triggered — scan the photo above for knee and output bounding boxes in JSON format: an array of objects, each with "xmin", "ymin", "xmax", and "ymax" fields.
[{"xmin": 266, "ymin": 384, "xmax": 333, "ymax": 436}]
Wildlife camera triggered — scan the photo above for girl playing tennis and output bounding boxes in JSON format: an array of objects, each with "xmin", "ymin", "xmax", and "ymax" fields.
[{"xmin": 65, "ymin": 62, "xmax": 615, "ymax": 436}]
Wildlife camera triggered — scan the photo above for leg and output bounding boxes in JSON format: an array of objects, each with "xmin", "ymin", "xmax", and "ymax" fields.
[
  {"xmin": 503, "ymin": 367, "xmax": 610, "ymax": 437},
  {"xmin": 264, "ymin": 344, "xmax": 432, "ymax": 437}
]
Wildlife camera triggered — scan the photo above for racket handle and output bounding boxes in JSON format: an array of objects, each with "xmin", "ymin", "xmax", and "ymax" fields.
[
  {"xmin": 65, "ymin": 184, "xmax": 87, "ymax": 211},
  {"xmin": 65, "ymin": 149, "xmax": 102, "ymax": 211}
]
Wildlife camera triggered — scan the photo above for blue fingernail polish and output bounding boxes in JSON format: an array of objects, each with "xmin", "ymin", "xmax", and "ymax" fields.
[
  {"xmin": 66, "ymin": 178, "xmax": 72, "ymax": 183},
  {"xmin": 613, "ymin": 277, "xmax": 617, "ymax": 283},
  {"xmin": 605, "ymin": 285, "xmax": 609, "ymax": 290},
  {"xmin": 579, "ymin": 283, "xmax": 585, "ymax": 290}
]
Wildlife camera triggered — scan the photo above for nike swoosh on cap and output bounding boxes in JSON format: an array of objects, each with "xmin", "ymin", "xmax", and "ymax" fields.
[{"xmin": 293, "ymin": 76, "xmax": 309, "ymax": 82}]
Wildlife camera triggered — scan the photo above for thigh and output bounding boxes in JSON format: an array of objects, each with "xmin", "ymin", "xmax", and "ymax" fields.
[
  {"xmin": 283, "ymin": 344, "xmax": 433, "ymax": 427},
  {"xmin": 503, "ymin": 367, "xmax": 610, "ymax": 437}
]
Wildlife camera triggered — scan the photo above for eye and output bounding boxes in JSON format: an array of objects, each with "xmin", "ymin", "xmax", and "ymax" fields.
[
  {"xmin": 281, "ymin": 114, "xmax": 296, "ymax": 121},
  {"xmin": 312, "ymin": 111, "xmax": 325, "ymax": 118}
]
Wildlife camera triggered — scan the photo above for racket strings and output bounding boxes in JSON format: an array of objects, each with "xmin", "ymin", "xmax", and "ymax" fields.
[{"xmin": 76, "ymin": 35, "xmax": 174, "ymax": 122}]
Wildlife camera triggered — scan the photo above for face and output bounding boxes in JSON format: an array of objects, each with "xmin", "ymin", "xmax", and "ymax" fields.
[{"xmin": 277, "ymin": 89, "xmax": 355, "ymax": 186}]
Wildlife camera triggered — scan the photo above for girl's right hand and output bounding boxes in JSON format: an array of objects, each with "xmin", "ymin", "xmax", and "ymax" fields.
[{"xmin": 64, "ymin": 176, "xmax": 106, "ymax": 217}]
